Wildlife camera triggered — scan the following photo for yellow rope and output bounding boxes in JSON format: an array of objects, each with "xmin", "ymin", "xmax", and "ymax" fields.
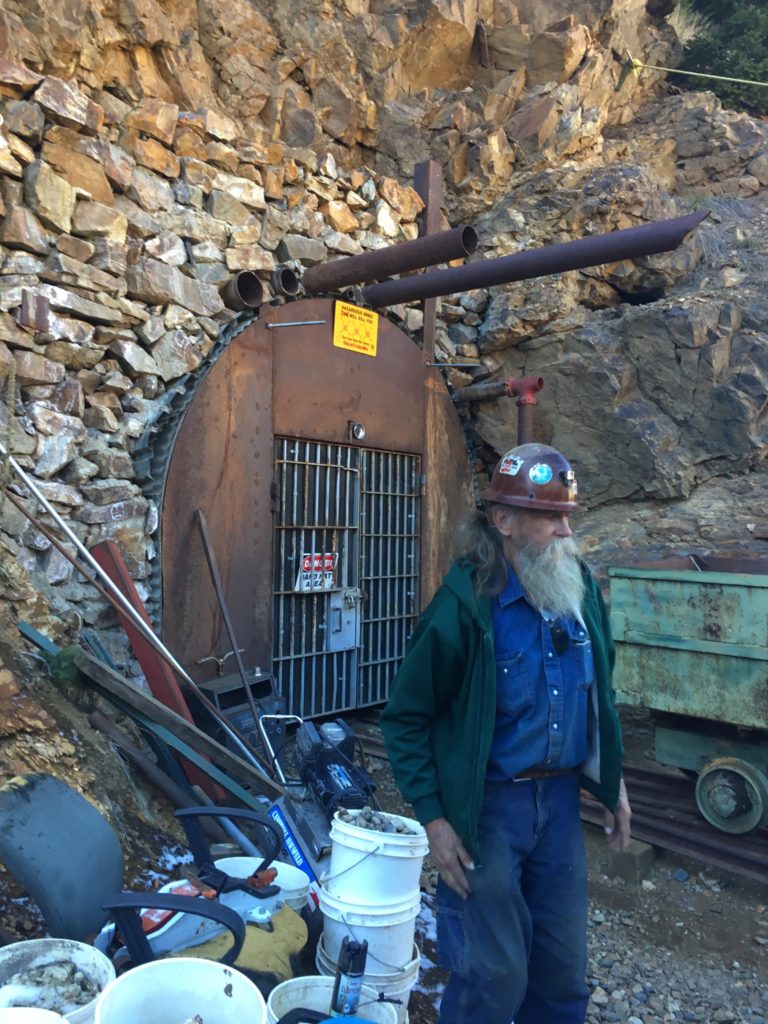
[{"xmin": 616, "ymin": 52, "xmax": 768, "ymax": 92}]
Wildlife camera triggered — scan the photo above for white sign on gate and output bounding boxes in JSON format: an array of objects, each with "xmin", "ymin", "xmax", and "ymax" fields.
[{"xmin": 294, "ymin": 552, "xmax": 338, "ymax": 592}]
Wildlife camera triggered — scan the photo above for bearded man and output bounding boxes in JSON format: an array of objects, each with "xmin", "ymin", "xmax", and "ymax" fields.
[{"xmin": 381, "ymin": 443, "xmax": 631, "ymax": 1024}]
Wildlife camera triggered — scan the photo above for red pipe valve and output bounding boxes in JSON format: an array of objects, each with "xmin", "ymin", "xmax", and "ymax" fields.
[{"xmin": 504, "ymin": 375, "xmax": 544, "ymax": 405}]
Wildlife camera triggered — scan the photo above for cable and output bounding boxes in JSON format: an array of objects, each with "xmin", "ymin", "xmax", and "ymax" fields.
[{"xmin": 616, "ymin": 51, "xmax": 768, "ymax": 92}]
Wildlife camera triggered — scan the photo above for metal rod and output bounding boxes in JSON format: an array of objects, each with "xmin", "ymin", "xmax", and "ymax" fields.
[
  {"xmin": 0, "ymin": 449, "xmax": 271, "ymax": 777},
  {"xmin": 266, "ymin": 320, "xmax": 326, "ymax": 329},
  {"xmin": 413, "ymin": 159, "xmax": 444, "ymax": 360},
  {"xmin": 301, "ymin": 224, "xmax": 478, "ymax": 293},
  {"xmin": 10, "ymin": 489, "xmax": 274, "ymax": 780},
  {"xmin": 362, "ymin": 211, "xmax": 709, "ymax": 308},
  {"xmin": 195, "ymin": 508, "xmax": 264, "ymax": 738}
]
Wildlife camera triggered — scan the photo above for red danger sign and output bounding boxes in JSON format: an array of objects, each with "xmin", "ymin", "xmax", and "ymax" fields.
[{"xmin": 295, "ymin": 552, "xmax": 338, "ymax": 592}]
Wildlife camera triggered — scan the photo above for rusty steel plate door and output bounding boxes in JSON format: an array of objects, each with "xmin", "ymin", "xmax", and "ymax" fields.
[{"xmin": 161, "ymin": 298, "xmax": 473, "ymax": 718}]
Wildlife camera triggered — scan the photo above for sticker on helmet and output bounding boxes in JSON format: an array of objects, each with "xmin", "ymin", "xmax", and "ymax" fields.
[
  {"xmin": 529, "ymin": 462, "xmax": 553, "ymax": 486},
  {"xmin": 499, "ymin": 454, "xmax": 523, "ymax": 476}
]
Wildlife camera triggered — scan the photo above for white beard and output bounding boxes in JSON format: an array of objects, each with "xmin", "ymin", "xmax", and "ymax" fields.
[{"xmin": 513, "ymin": 536, "xmax": 585, "ymax": 620}]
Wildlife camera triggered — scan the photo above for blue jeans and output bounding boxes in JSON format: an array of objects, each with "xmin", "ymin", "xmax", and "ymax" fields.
[{"xmin": 436, "ymin": 773, "xmax": 588, "ymax": 1024}]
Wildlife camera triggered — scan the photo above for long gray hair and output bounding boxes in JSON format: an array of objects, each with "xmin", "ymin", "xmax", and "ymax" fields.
[{"xmin": 453, "ymin": 505, "xmax": 509, "ymax": 596}]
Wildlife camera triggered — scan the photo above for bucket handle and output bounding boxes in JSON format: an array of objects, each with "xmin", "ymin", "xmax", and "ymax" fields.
[
  {"xmin": 321, "ymin": 842, "xmax": 382, "ymax": 886},
  {"xmin": 334, "ymin": 909, "xmax": 422, "ymax": 973}
]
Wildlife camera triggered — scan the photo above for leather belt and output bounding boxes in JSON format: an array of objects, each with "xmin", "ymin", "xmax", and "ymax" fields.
[{"xmin": 511, "ymin": 767, "xmax": 574, "ymax": 782}]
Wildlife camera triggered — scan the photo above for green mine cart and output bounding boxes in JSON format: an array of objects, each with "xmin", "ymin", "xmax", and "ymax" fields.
[{"xmin": 609, "ymin": 555, "xmax": 768, "ymax": 835}]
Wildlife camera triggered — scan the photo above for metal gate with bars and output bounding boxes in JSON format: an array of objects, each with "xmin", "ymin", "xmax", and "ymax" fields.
[{"xmin": 272, "ymin": 438, "xmax": 421, "ymax": 718}]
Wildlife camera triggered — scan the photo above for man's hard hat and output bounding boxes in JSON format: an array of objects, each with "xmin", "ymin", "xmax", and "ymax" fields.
[{"xmin": 478, "ymin": 443, "xmax": 583, "ymax": 512}]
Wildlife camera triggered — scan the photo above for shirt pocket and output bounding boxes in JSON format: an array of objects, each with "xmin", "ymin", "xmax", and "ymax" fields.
[
  {"xmin": 495, "ymin": 649, "xmax": 535, "ymax": 715},
  {"xmin": 572, "ymin": 635, "xmax": 594, "ymax": 689}
]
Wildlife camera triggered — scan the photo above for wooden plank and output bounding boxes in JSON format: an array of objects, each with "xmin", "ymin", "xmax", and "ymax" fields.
[
  {"xmin": 90, "ymin": 540, "xmax": 223, "ymax": 801},
  {"xmin": 74, "ymin": 648, "xmax": 284, "ymax": 801}
]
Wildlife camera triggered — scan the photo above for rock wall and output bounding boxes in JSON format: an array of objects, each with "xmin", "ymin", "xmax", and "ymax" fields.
[
  {"xmin": 0, "ymin": 0, "xmax": 764, "ymax": 695},
  {"xmin": 0, "ymin": 60, "xmax": 433, "ymax": 670}
]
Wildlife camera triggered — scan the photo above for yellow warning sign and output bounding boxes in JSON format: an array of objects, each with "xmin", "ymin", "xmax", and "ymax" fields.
[{"xmin": 333, "ymin": 301, "xmax": 378, "ymax": 357}]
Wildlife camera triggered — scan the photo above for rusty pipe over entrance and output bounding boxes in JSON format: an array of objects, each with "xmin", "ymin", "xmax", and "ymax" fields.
[
  {"xmin": 301, "ymin": 224, "xmax": 477, "ymax": 293},
  {"xmin": 220, "ymin": 271, "xmax": 263, "ymax": 311},
  {"xmin": 362, "ymin": 211, "xmax": 709, "ymax": 307},
  {"xmin": 454, "ymin": 375, "xmax": 544, "ymax": 444}
]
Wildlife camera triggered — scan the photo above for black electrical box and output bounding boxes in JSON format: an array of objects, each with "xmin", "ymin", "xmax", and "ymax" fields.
[{"xmin": 194, "ymin": 669, "xmax": 284, "ymax": 751}]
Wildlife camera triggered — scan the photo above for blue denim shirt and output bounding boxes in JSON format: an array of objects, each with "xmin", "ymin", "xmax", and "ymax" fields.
[{"xmin": 486, "ymin": 566, "xmax": 593, "ymax": 781}]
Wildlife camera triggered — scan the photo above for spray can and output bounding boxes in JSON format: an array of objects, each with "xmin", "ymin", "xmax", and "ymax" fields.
[{"xmin": 329, "ymin": 936, "xmax": 368, "ymax": 1016}]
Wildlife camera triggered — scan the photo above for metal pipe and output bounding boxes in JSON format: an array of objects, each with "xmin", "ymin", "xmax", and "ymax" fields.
[
  {"xmin": 271, "ymin": 266, "xmax": 301, "ymax": 297},
  {"xmin": 302, "ymin": 224, "xmax": 478, "ymax": 293},
  {"xmin": 453, "ymin": 379, "xmax": 508, "ymax": 403},
  {"xmin": 453, "ymin": 375, "xmax": 544, "ymax": 404},
  {"xmin": 220, "ymin": 271, "xmax": 263, "ymax": 311},
  {"xmin": 362, "ymin": 211, "xmax": 709, "ymax": 307},
  {"xmin": 509, "ymin": 375, "xmax": 544, "ymax": 444},
  {"xmin": 453, "ymin": 374, "xmax": 544, "ymax": 442},
  {"xmin": 0, "ymin": 449, "xmax": 271, "ymax": 777}
]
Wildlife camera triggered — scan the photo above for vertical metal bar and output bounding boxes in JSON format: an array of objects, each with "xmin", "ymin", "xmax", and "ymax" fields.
[
  {"xmin": 305, "ymin": 444, "xmax": 313, "ymax": 716},
  {"xmin": 376, "ymin": 453, "xmax": 382, "ymax": 692},
  {"xmin": 413, "ymin": 160, "xmax": 442, "ymax": 361},
  {"xmin": 363, "ymin": 448, "xmax": 370, "ymax": 697},
  {"xmin": 388, "ymin": 452, "xmax": 394, "ymax": 682},
  {"xmin": 290, "ymin": 442, "xmax": 298, "ymax": 711}
]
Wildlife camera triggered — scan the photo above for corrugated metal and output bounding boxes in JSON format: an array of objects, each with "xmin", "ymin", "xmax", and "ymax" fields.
[{"xmin": 272, "ymin": 438, "xmax": 420, "ymax": 718}]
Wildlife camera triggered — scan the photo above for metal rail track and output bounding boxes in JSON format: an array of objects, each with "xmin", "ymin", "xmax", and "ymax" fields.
[
  {"xmin": 583, "ymin": 764, "xmax": 768, "ymax": 884},
  {"xmin": 353, "ymin": 727, "xmax": 768, "ymax": 884}
]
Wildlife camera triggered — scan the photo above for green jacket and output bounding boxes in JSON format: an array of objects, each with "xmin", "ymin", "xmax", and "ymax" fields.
[{"xmin": 380, "ymin": 559, "xmax": 623, "ymax": 859}]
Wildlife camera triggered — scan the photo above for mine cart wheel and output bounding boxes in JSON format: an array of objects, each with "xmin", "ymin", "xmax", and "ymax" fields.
[{"xmin": 694, "ymin": 757, "xmax": 768, "ymax": 834}]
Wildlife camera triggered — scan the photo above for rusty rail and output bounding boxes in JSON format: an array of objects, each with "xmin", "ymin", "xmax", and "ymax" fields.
[{"xmin": 582, "ymin": 765, "xmax": 768, "ymax": 884}]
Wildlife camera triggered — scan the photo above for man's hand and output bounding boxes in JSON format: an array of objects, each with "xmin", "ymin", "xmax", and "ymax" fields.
[
  {"xmin": 425, "ymin": 817, "xmax": 475, "ymax": 899},
  {"xmin": 603, "ymin": 777, "xmax": 632, "ymax": 852}
]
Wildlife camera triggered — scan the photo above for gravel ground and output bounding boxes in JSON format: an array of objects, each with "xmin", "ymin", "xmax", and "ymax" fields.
[
  {"xmin": 407, "ymin": 858, "xmax": 768, "ymax": 1024},
  {"xmin": 361, "ymin": 727, "xmax": 768, "ymax": 1024},
  {"xmin": 584, "ymin": 899, "xmax": 766, "ymax": 1024},
  {"xmin": 2, "ymin": 707, "xmax": 764, "ymax": 1024}
]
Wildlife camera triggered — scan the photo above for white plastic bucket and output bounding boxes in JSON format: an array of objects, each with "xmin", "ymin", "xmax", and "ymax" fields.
[
  {"xmin": 0, "ymin": 1011, "xmax": 65, "ymax": 1022},
  {"xmin": 316, "ymin": 937, "xmax": 419, "ymax": 1024},
  {"xmin": 93, "ymin": 957, "xmax": 266, "ymax": 1024},
  {"xmin": 0, "ymin": 939, "xmax": 115, "ymax": 1024},
  {"xmin": 327, "ymin": 812, "xmax": 428, "ymax": 906},
  {"xmin": 214, "ymin": 857, "xmax": 311, "ymax": 913},
  {"xmin": 319, "ymin": 887, "xmax": 419, "ymax": 975},
  {"xmin": 266, "ymin": 976, "xmax": 397, "ymax": 1024}
]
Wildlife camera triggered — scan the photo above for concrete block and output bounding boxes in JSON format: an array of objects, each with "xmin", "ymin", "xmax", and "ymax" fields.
[{"xmin": 602, "ymin": 837, "xmax": 657, "ymax": 885}]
